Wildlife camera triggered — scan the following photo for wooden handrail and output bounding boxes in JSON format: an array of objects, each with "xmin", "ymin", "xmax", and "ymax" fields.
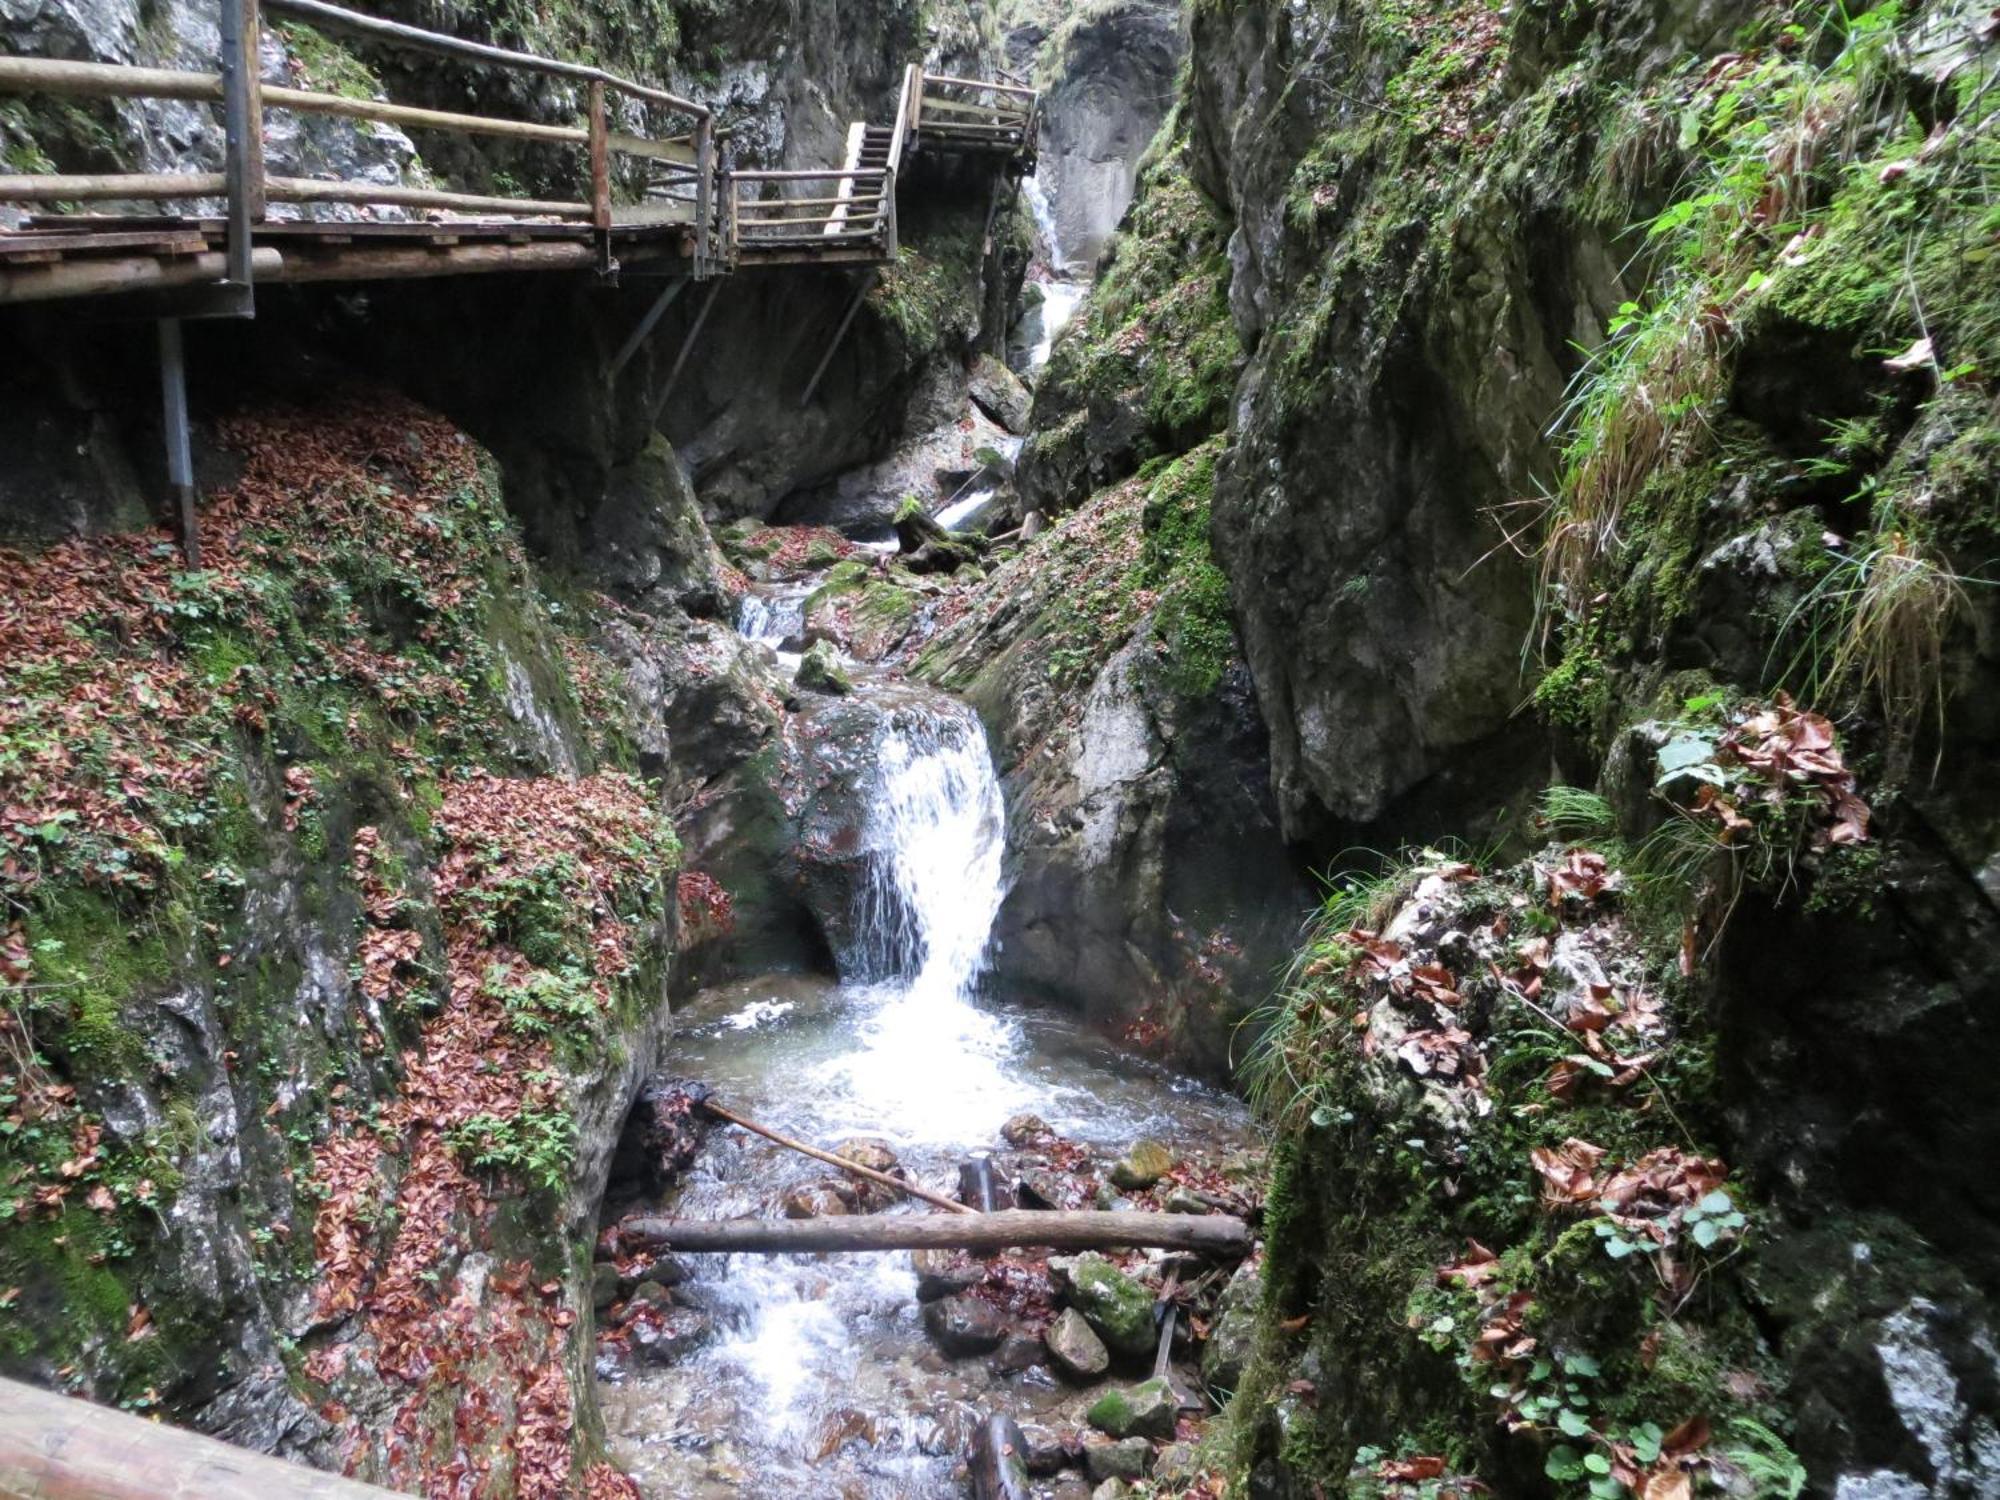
[
  {"xmin": 922, "ymin": 70, "xmax": 1038, "ymax": 102},
  {"xmin": 0, "ymin": 1375, "xmax": 403, "ymax": 1498},
  {"xmin": 263, "ymin": 0, "xmax": 708, "ymax": 119}
]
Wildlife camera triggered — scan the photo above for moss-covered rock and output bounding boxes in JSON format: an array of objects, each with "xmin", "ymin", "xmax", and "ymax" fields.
[
  {"xmin": 1062, "ymin": 1253, "xmax": 1156, "ymax": 1360},
  {"xmin": 1087, "ymin": 1377, "xmax": 1177, "ymax": 1439}
]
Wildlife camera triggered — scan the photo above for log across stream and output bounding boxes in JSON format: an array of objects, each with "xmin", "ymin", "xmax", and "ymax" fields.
[{"xmin": 619, "ymin": 1207, "xmax": 1253, "ymax": 1256}]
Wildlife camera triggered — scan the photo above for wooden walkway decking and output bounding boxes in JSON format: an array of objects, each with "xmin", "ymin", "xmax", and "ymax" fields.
[{"xmin": 0, "ymin": 0, "xmax": 1038, "ymax": 307}]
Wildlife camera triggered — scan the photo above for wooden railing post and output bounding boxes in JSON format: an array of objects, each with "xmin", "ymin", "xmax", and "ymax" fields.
[
  {"xmin": 218, "ymin": 0, "xmax": 263, "ymax": 299},
  {"xmin": 883, "ymin": 163, "xmax": 897, "ymax": 260},
  {"xmin": 586, "ymin": 79, "xmax": 610, "ymax": 232},
  {"xmin": 694, "ymin": 112, "xmax": 714, "ymax": 275}
]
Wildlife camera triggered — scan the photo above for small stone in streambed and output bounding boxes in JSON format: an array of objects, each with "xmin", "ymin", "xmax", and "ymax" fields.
[
  {"xmin": 1164, "ymin": 1185, "xmax": 1211, "ymax": 1214},
  {"xmin": 782, "ymin": 1180, "xmax": 851, "ymax": 1218},
  {"xmin": 912, "ymin": 1247, "xmax": 984, "ymax": 1301},
  {"xmin": 628, "ymin": 1306, "xmax": 713, "ymax": 1367},
  {"xmin": 795, "ymin": 639, "xmax": 852, "ymax": 694},
  {"xmin": 1083, "ymin": 1435, "xmax": 1152, "ymax": 1483},
  {"xmin": 1019, "ymin": 1167, "xmax": 1084, "ymax": 1210},
  {"xmin": 622, "ymin": 1252, "xmax": 690, "ymax": 1289},
  {"xmin": 1155, "ymin": 1442, "xmax": 1200, "ymax": 1481},
  {"xmin": 1089, "ymin": 1482, "xmax": 1133, "ymax": 1500},
  {"xmin": 1001, "ymin": 1112, "xmax": 1052, "ymax": 1146},
  {"xmin": 1044, "ymin": 1307, "xmax": 1111, "ymax": 1380},
  {"xmin": 1086, "ymin": 1377, "xmax": 1176, "ymax": 1440},
  {"xmin": 832, "ymin": 1136, "xmax": 899, "ymax": 1174},
  {"xmin": 1108, "ymin": 1140, "xmax": 1174, "ymax": 1191},
  {"xmin": 923, "ymin": 1294, "xmax": 1009, "ymax": 1355},
  {"xmin": 591, "ymin": 1261, "xmax": 620, "ymax": 1311},
  {"xmin": 626, "ymin": 1279, "xmax": 673, "ymax": 1310},
  {"xmin": 1019, "ymin": 1423, "xmax": 1071, "ymax": 1475},
  {"xmin": 991, "ymin": 1330, "xmax": 1045, "ymax": 1374}
]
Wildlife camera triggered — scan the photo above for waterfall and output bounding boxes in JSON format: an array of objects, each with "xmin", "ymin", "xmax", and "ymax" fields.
[{"xmin": 842, "ymin": 700, "xmax": 1006, "ymax": 992}]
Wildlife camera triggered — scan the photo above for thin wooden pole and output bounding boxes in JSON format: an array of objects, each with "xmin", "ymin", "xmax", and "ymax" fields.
[
  {"xmin": 701, "ymin": 1098, "xmax": 976, "ymax": 1215},
  {"xmin": 799, "ymin": 270, "xmax": 876, "ymax": 409},
  {"xmin": 618, "ymin": 1209, "xmax": 1254, "ymax": 1256},
  {"xmin": 219, "ymin": 0, "xmax": 257, "ymax": 291},
  {"xmin": 649, "ymin": 277, "xmax": 721, "ymax": 421},
  {"xmin": 608, "ymin": 276, "xmax": 685, "ymax": 378}
]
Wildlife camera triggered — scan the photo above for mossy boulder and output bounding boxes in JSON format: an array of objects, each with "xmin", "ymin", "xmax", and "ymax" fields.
[
  {"xmin": 1062, "ymin": 1253, "xmax": 1156, "ymax": 1360},
  {"xmin": 1108, "ymin": 1139, "xmax": 1173, "ymax": 1190},
  {"xmin": 795, "ymin": 640, "xmax": 853, "ymax": 695},
  {"xmin": 1086, "ymin": 1377, "xmax": 1176, "ymax": 1440}
]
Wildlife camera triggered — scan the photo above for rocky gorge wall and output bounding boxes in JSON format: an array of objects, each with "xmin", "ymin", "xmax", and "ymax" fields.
[{"xmin": 938, "ymin": 0, "xmax": 2000, "ymax": 1492}]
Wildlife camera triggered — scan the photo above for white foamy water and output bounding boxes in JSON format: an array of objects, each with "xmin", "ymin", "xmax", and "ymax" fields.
[{"xmin": 602, "ymin": 581, "xmax": 1252, "ymax": 1497}]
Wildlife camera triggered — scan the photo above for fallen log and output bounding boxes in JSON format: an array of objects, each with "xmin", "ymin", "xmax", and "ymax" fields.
[
  {"xmin": 700, "ymin": 1098, "xmax": 977, "ymax": 1216},
  {"xmin": 618, "ymin": 1208, "xmax": 1251, "ymax": 1256}
]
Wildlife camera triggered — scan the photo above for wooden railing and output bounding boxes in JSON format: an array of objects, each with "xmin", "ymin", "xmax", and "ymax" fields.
[
  {"xmin": 0, "ymin": 0, "xmax": 718, "ymax": 291},
  {"xmin": 912, "ymin": 71, "xmax": 1038, "ymax": 159},
  {"xmin": 728, "ymin": 166, "xmax": 897, "ymax": 259}
]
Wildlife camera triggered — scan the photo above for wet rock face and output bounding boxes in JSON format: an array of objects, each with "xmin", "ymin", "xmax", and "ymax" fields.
[{"xmin": 1033, "ymin": 1, "xmax": 1187, "ymax": 269}]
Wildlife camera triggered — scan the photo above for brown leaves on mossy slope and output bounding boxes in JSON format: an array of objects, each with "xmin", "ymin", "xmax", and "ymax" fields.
[{"xmin": 306, "ymin": 770, "xmax": 668, "ymax": 1497}]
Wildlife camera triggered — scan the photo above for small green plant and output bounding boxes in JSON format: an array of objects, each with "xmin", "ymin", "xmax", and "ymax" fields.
[
  {"xmin": 447, "ymin": 1104, "xmax": 575, "ymax": 1194},
  {"xmin": 1538, "ymin": 786, "xmax": 1615, "ymax": 841}
]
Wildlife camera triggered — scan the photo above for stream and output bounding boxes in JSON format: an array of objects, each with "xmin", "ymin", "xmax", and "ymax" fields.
[{"xmin": 597, "ymin": 634, "xmax": 1254, "ymax": 1497}]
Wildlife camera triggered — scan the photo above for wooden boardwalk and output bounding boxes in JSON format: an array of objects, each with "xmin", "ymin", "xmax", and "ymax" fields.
[{"xmin": 0, "ymin": 0, "xmax": 1038, "ymax": 306}]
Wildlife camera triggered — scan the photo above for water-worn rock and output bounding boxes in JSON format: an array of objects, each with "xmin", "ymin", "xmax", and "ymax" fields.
[
  {"xmin": 1020, "ymin": 1422, "xmax": 1072, "ymax": 1475},
  {"xmin": 1002, "ymin": 1113, "xmax": 1053, "ymax": 1146},
  {"xmin": 796, "ymin": 639, "xmax": 854, "ymax": 695},
  {"xmin": 591, "ymin": 1262, "xmax": 620, "ymax": 1311},
  {"xmin": 783, "ymin": 1181, "xmax": 852, "ymax": 1218},
  {"xmin": 1109, "ymin": 1140, "xmax": 1173, "ymax": 1191},
  {"xmin": 1062, "ymin": 1254, "xmax": 1157, "ymax": 1360},
  {"xmin": 913, "ymin": 1248, "xmax": 986, "ymax": 1302},
  {"xmin": 1045, "ymin": 1306, "xmax": 1112, "ymax": 1380},
  {"xmin": 969, "ymin": 353, "xmax": 1034, "ymax": 434},
  {"xmin": 1201, "ymin": 1258, "xmax": 1260, "ymax": 1393},
  {"xmin": 1086, "ymin": 1378, "xmax": 1176, "ymax": 1440},
  {"xmin": 924, "ymin": 1294, "xmax": 1009, "ymax": 1356},
  {"xmin": 1084, "ymin": 1436, "xmax": 1153, "ymax": 1483},
  {"xmin": 628, "ymin": 1306, "xmax": 715, "ymax": 1367},
  {"xmin": 1163, "ymin": 1186, "xmax": 1210, "ymax": 1214}
]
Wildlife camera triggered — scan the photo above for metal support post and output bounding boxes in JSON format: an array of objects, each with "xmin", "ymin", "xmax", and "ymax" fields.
[
  {"xmin": 158, "ymin": 319, "xmax": 200, "ymax": 566},
  {"xmin": 799, "ymin": 271, "xmax": 876, "ymax": 410},
  {"xmin": 608, "ymin": 276, "xmax": 686, "ymax": 379}
]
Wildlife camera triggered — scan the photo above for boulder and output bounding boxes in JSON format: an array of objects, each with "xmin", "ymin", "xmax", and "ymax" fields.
[
  {"xmin": 924, "ymin": 1294, "xmax": 1009, "ymax": 1356},
  {"xmin": 991, "ymin": 1331, "xmax": 1045, "ymax": 1374},
  {"xmin": 591, "ymin": 1261, "xmax": 620, "ymax": 1312},
  {"xmin": 1163, "ymin": 1186, "xmax": 1210, "ymax": 1214},
  {"xmin": 1064, "ymin": 1253, "xmax": 1157, "ymax": 1360},
  {"xmin": 969, "ymin": 353, "xmax": 1033, "ymax": 434},
  {"xmin": 1045, "ymin": 1307, "xmax": 1111, "ymax": 1380},
  {"xmin": 1090, "ymin": 1483, "xmax": 1132, "ymax": 1500},
  {"xmin": 1202, "ymin": 1258, "xmax": 1260, "ymax": 1392},
  {"xmin": 1109, "ymin": 1140, "xmax": 1173, "ymax": 1191},
  {"xmin": 1086, "ymin": 1378, "xmax": 1177, "ymax": 1440},
  {"xmin": 795, "ymin": 639, "xmax": 853, "ymax": 695}
]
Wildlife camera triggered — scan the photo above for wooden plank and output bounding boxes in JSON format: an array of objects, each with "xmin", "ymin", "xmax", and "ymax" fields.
[
  {"xmin": 0, "ymin": 173, "xmax": 227, "ymax": 201},
  {"xmin": 729, "ymin": 168, "xmax": 888, "ymax": 183},
  {"xmin": 608, "ymin": 132, "xmax": 696, "ymax": 165},
  {"xmin": 263, "ymin": 83, "xmax": 587, "ymax": 146},
  {"xmin": 609, "ymin": 200, "xmax": 696, "ymax": 227},
  {"xmin": 0, "ymin": 56, "xmax": 222, "ymax": 101},
  {"xmin": 617, "ymin": 1209, "xmax": 1253, "ymax": 1256},
  {"xmin": 0, "ymin": 229, "xmax": 207, "ymax": 255},
  {"xmin": 918, "ymin": 96, "xmax": 1030, "ymax": 122},
  {"xmin": 703, "ymin": 1100, "xmax": 976, "ymax": 1215},
  {"xmin": 0, "ymin": 1375, "xmax": 403, "ymax": 1499},
  {"xmin": 265, "ymin": 176, "xmax": 589, "ymax": 216}
]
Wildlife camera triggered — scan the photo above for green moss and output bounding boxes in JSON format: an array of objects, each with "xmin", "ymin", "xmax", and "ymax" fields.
[
  {"xmin": 273, "ymin": 20, "xmax": 386, "ymax": 103},
  {"xmin": 1137, "ymin": 439, "xmax": 1238, "ymax": 699}
]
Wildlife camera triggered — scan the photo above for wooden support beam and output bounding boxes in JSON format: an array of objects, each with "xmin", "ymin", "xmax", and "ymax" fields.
[
  {"xmin": 607, "ymin": 275, "xmax": 685, "ymax": 378},
  {"xmin": 587, "ymin": 80, "xmax": 611, "ymax": 232},
  {"xmin": 158, "ymin": 318, "xmax": 199, "ymax": 566},
  {"xmin": 0, "ymin": 1375, "xmax": 403, "ymax": 1499},
  {"xmin": 273, "ymin": 240, "xmax": 595, "ymax": 282},
  {"xmin": 650, "ymin": 276, "xmax": 721, "ymax": 420},
  {"xmin": 0, "ymin": 247, "xmax": 282, "ymax": 305},
  {"xmin": 617, "ymin": 1209, "xmax": 1252, "ymax": 1256},
  {"xmin": 800, "ymin": 268, "xmax": 876, "ymax": 409}
]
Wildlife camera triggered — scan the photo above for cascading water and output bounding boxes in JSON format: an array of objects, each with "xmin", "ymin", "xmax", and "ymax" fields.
[
  {"xmin": 1019, "ymin": 174, "xmax": 1087, "ymax": 377},
  {"xmin": 598, "ymin": 594, "xmax": 1252, "ymax": 1498}
]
